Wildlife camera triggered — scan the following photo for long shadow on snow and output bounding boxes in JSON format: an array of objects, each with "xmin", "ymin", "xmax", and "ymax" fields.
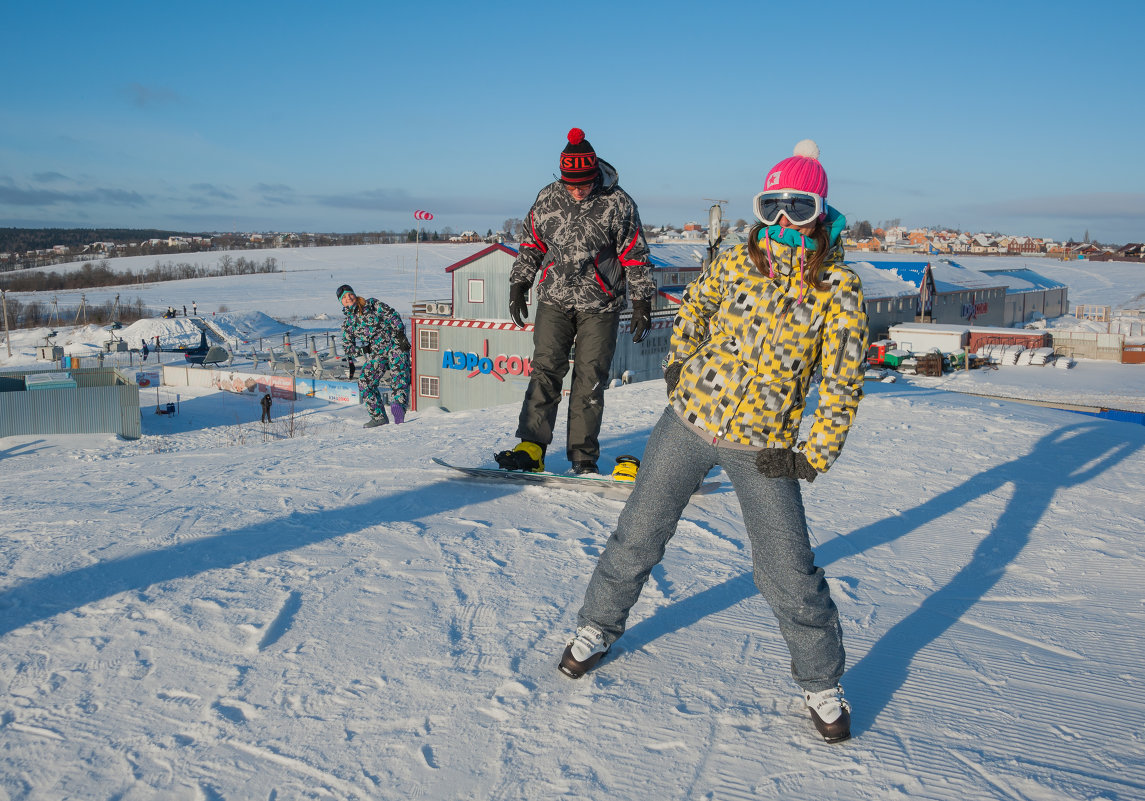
[
  {"xmin": 0, "ymin": 439, "xmax": 49, "ymax": 461},
  {"xmin": 0, "ymin": 476, "xmax": 522, "ymax": 638},
  {"xmin": 619, "ymin": 420, "xmax": 1141, "ymax": 734}
]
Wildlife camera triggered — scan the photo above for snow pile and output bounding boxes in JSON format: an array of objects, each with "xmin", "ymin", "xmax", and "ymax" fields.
[{"xmin": 206, "ymin": 311, "xmax": 308, "ymax": 344}]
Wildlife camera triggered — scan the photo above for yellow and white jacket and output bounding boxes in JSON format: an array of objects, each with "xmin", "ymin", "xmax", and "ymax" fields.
[{"xmin": 667, "ymin": 225, "xmax": 868, "ymax": 473}]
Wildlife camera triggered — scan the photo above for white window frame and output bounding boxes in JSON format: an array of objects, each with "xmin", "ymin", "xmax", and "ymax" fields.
[
  {"xmin": 419, "ymin": 328, "xmax": 439, "ymax": 351},
  {"xmin": 419, "ymin": 375, "xmax": 440, "ymax": 398},
  {"xmin": 468, "ymin": 278, "xmax": 484, "ymax": 304}
]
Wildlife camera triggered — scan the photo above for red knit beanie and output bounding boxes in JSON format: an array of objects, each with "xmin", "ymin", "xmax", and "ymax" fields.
[{"xmin": 560, "ymin": 128, "xmax": 599, "ymax": 185}]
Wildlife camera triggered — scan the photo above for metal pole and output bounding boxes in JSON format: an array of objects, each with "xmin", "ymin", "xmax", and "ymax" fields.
[
  {"xmin": 413, "ymin": 220, "xmax": 422, "ymax": 304},
  {"xmin": 2, "ymin": 289, "xmax": 11, "ymax": 357}
]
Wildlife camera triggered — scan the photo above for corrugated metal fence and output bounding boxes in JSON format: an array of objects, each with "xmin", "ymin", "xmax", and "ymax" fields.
[
  {"xmin": 1050, "ymin": 331, "xmax": 1126, "ymax": 362},
  {"xmin": 0, "ymin": 367, "xmax": 141, "ymax": 439}
]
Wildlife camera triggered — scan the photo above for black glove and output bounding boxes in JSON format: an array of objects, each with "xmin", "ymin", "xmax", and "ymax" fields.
[
  {"xmin": 509, "ymin": 282, "xmax": 530, "ymax": 328},
  {"xmin": 630, "ymin": 299, "xmax": 651, "ymax": 343},
  {"xmin": 397, "ymin": 330, "xmax": 411, "ymax": 352},
  {"xmin": 361, "ymin": 345, "xmax": 372, "ymax": 355},
  {"xmin": 755, "ymin": 448, "xmax": 818, "ymax": 483},
  {"xmin": 664, "ymin": 362, "xmax": 682, "ymax": 396}
]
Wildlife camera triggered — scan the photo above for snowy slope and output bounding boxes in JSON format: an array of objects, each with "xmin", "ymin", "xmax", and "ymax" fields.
[
  {"xmin": 3, "ymin": 243, "xmax": 484, "ymax": 322},
  {"xmin": 1, "ymin": 379, "xmax": 1144, "ymax": 800}
]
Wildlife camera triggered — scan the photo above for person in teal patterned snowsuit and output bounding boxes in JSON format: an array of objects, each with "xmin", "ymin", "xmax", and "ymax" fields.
[{"xmin": 337, "ymin": 284, "xmax": 412, "ymax": 427}]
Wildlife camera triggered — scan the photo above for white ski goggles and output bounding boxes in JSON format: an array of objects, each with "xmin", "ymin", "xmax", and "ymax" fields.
[{"xmin": 752, "ymin": 189, "xmax": 825, "ymax": 226}]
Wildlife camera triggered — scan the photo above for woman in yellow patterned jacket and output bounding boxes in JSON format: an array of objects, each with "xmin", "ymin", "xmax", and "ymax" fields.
[{"xmin": 560, "ymin": 141, "xmax": 869, "ymax": 744}]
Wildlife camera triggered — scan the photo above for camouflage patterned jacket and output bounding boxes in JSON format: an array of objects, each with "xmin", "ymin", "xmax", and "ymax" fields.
[
  {"xmin": 510, "ymin": 160, "xmax": 655, "ymax": 313},
  {"xmin": 341, "ymin": 297, "xmax": 406, "ymax": 361},
  {"xmin": 666, "ymin": 210, "xmax": 868, "ymax": 473}
]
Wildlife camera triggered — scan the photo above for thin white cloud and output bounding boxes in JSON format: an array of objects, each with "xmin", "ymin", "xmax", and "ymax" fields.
[{"xmin": 124, "ymin": 83, "xmax": 181, "ymax": 108}]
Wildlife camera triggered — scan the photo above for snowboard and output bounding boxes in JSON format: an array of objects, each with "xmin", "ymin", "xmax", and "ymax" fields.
[{"xmin": 432, "ymin": 457, "xmax": 721, "ymax": 499}]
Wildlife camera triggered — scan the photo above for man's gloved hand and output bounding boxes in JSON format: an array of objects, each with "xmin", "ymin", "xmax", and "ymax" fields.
[
  {"xmin": 755, "ymin": 448, "xmax": 818, "ymax": 483},
  {"xmin": 664, "ymin": 362, "xmax": 682, "ymax": 396},
  {"xmin": 397, "ymin": 330, "xmax": 411, "ymax": 352},
  {"xmin": 361, "ymin": 345, "xmax": 372, "ymax": 356},
  {"xmin": 630, "ymin": 299, "xmax": 651, "ymax": 343},
  {"xmin": 509, "ymin": 283, "xmax": 530, "ymax": 328}
]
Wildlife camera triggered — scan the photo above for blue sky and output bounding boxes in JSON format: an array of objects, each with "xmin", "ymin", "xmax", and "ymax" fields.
[{"xmin": 2, "ymin": 0, "xmax": 1143, "ymax": 244}]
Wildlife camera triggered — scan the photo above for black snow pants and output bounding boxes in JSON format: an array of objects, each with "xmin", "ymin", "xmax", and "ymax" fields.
[{"xmin": 516, "ymin": 303, "xmax": 620, "ymax": 464}]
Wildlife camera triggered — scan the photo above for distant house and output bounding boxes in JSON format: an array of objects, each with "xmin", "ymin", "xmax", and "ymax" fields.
[
  {"xmin": 1070, "ymin": 243, "xmax": 1103, "ymax": 259},
  {"xmin": 1117, "ymin": 243, "xmax": 1145, "ymax": 261},
  {"xmin": 853, "ymin": 237, "xmax": 883, "ymax": 252},
  {"xmin": 908, "ymin": 230, "xmax": 931, "ymax": 248},
  {"xmin": 1006, "ymin": 236, "xmax": 1044, "ymax": 255}
]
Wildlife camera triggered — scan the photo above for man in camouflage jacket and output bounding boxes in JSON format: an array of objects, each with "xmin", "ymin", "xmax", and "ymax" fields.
[
  {"xmin": 338, "ymin": 284, "xmax": 411, "ymax": 426},
  {"xmin": 498, "ymin": 128, "xmax": 656, "ymax": 474}
]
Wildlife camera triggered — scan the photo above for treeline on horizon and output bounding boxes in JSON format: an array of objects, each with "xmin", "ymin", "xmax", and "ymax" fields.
[
  {"xmin": 0, "ymin": 227, "xmax": 473, "ymax": 254},
  {"xmin": 0, "ymin": 255, "xmax": 279, "ymax": 294},
  {"xmin": 0, "ymin": 227, "xmax": 203, "ymax": 253}
]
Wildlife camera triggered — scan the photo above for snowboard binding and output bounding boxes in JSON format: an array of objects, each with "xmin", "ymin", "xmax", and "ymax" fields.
[{"xmin": 611, "ymin": 455, "xmax": 640, "ymax": 483}]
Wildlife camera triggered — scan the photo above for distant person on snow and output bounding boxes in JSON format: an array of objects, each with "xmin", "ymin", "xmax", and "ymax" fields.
[
  {"xmin": 141, "ymin": 341, "xmax": 149, "ymax": 362},
  {"xmin": 192, "ymin": 301, "xmax": 197, "ymax": 316},
  {"xmin": 337, "ymin": 284, "xmax": 411, "ymax": 427},
  {"xmin": 559, "ymin": 141, "xmax": 869, "ymax": 745},
  {"xmin": 260, "ymin": 392, "xmax": 272, "ymax": 423},
  {"xmin": 495, "ymin": 127, "xmax": 655, "ymax": 476}
]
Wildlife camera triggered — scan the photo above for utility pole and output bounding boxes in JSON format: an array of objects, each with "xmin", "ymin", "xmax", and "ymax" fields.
[{"xmin": 2, "ymin": 289, "xmax": 11, "ymax": 357}]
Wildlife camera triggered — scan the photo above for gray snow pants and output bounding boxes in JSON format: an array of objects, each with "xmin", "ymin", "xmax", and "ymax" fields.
[
  {"xmin": 516, "ymin": 303, "xmax": 620, "ymax": 464},
  {"xmin": 577, "ymin": 408, "xmax": 846, "ymax": 692}
]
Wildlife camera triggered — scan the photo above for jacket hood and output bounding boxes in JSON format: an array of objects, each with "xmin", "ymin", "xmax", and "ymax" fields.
[{"xmin": 596, "ymin": 159, "xmax": 619, "ymax": 193}]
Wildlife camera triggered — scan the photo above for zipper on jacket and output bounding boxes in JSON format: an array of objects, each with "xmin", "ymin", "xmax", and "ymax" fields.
[
  {"xmin": 832, "ymin": 329, "xmax": 851, "ymax": 375},
  {"xmin": 769, "ymin": 297, "xmax": 794, "ymax": 348}
]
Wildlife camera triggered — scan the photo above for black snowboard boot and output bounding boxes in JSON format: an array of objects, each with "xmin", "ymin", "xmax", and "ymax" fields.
[{"xmin": 558, "ymin": 625, "xmax": 609, "ymax": 679}]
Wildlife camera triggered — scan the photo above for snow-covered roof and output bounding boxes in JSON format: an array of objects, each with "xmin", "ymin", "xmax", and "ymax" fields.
[
  {"xmin": 859, "ymin": 259, "xmax": 1007, "ymax": 293},
  {"xmin": 845, "ymin": 261, "xmax": 920, "ymax": 299},
  {"xmin": 978, "ymin": 267, "xmax": 1068, "ymax": 293},
  {"xmin": 647, "ymin": 243, "xmax": 707, "ymax": 269}
]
